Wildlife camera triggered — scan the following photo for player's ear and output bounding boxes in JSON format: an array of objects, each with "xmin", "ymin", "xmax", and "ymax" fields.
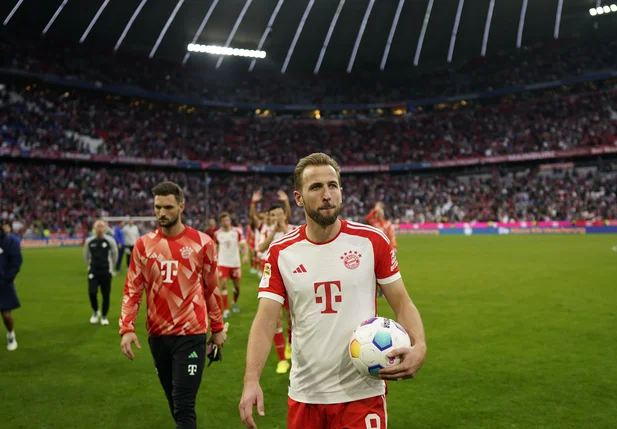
[
  {"xmin": 293, "ymin": 190, "xmax": 303, "ymax": 207},
  {"xmin": 179, "ymin": 202, "xmax": 185, "ymax": 214}
]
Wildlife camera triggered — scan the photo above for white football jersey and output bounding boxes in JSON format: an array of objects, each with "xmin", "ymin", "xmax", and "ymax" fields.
[
  {"xmin": 258, "ymin": 220, "xmax": 401, "ymax": 404},
  {"xmin": 214, "ymin": 227, "xmax": 245, "ymax": 268},
  {"xmin": 255, "ymin": 223, "xmax": 274, "ymax": 261}
]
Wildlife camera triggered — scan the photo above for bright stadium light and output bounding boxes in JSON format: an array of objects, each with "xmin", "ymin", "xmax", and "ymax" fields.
[
  {"xmin": 612, "ymin": 4, "xmax": 617, "ymax": 11},
  {"xmin": 596, "ymin": 6, "xmax": 604, "ymax": 14},
  {"xmin": 187, "ymin": 44, "xmax": 266, "ymax": 59},
  {"xmin": 590, "ymin": 8, "xmax": 597, "ymax": 15}
]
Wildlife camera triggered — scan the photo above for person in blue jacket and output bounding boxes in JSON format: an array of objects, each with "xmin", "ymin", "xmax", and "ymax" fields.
[
  {"xmin": 113, "ymin": 221, "xmax": 125, "ymax": 272},
  {"xmin": 0, "ymin": 225, "xmax": 23, "ymax": 351},
  {"xmin": 2, "ymin": 223, "xmax": 21, "ymax": 246}
]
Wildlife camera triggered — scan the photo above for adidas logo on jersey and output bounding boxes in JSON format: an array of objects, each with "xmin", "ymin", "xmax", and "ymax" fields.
[{"xmin": 293, "ymin": 264, "xmax": 307, "ymax": 274}]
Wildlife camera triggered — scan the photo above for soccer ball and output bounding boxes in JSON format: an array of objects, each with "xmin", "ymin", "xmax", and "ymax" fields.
[{"xmin": 349, "ymin": 317, "xmax": 411, "ymax": 379}]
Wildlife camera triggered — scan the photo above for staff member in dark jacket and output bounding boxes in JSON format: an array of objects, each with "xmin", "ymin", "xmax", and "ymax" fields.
[
  {"xmin": 0, "ymin": 225, "xmax": 23, "ymax": 351},
  {"xmin": 84, "ymin": 220, "xmax": 118, "ymax": 326}
]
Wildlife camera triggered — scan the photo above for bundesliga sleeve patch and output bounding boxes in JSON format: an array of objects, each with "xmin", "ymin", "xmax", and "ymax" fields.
[{"xmin": 259, "ymin": 263, "xmax": 271, "ymax": 289}]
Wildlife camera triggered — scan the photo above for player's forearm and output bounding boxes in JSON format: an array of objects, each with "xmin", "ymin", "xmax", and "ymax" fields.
[
  {"xmin": 206, "ymin": 288, "xmax": 225, "ymax": 332},
  {"xmin": 283, "ymin": 199, "xmax": 291, "ymax": 221},
  {"xmin": 394, "ymin": 299, "xmax": 427, "ymax": 352},
  {"xmin": 258, "ymin": 234, "xmax": 274, "ymax": 253},
  {"xmin": 119, "ymin": 292, "xmax": 142, "ymax": 335},
  {"xmin": 244, "ymin": 314, "xmax": 278, "ymax": 383},
  {"xmin": 249, "ymin": 202, "xmax": 258, "ymax": 224}
]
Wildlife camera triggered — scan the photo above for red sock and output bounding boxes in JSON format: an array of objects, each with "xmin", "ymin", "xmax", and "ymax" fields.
[
  {"xmin": 222, "ymin": 291, "xmax": 229, "ymax": 310},
  {"xmin": 274, "ymin": 329, "xmax": 286, "ymax": 361}
]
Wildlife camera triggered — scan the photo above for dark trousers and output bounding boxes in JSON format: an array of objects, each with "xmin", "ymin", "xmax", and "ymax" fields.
[
  {"xmin": 88, "ymin": 272, "xmax": 111, "ymax": 316},
  {"xmin": 125, "ymin": 245, "xmax": 134, "ymax": 268},
  {"xmin": 115, "ymin": 245, "xmax": 124, "ymax": 271},
  {"xmin": 148, "ymin": 334, "xmax": 207, "ymax": 429}
]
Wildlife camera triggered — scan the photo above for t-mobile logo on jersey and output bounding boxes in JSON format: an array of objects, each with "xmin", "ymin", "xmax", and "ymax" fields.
[
  {"xmin": 160, "ymin": 260, "xmax": 179, "ymax": 283},
  {"xmin": 188, "ymin": 364, "xmax": 198, "ymax": 375},
  {"xmin": 314, "ymin": 281, "xmax": 342, "ymax": 314}
]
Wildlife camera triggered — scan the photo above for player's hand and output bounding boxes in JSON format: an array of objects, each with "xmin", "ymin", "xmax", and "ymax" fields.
[
  {"xmin": 239, "ymin": 380, "xmax": 265, "ymax": 429},
  {"xmin": 251, "ymin": 190, "xmax": 262, "ymax": 203},
  {"xmin": 209, "ymin": 330, "xmax": 227, "ymax": 348},
  {"xmin": 120, "ymin": 332, "xmax": 141, "ymax": 360},
  {"xmin": 277, "ymin": 189, "xmax": 289, "ymax": 202},
  {"xmin": 378, "ymin": 343, "xmax": 426, "ymax": 381}
]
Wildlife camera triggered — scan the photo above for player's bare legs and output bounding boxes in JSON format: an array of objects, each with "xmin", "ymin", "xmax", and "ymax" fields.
[
  {"xmin": 231, "ymin": 278, "xmax": 241, "ymax": 313},
  {"xmin": 219, "ymin": 277, "xmax": 230, "ymax": 319},
  {"xmin": 2, "ymin": 311, "xmax": 17, "ymax": 351},
  {"xmin": 274, "ymin": 309, "xmax": 289, "ymax": 374}
]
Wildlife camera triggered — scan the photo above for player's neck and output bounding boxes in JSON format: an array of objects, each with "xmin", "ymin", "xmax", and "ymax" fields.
[
  {"xmin": 161, "ymin": 222, "xmax": 185, "ymax": 237},
  {"xmin": 305, "ymin": 218, "xmax": 341, "ymax": 243},
  {"xmin": 222, "ymin": 226, "xmax": 230, "ymax": 232}
]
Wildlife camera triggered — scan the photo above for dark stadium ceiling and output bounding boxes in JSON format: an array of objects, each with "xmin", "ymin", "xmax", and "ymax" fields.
[{"xmin": 0, "ymin": 0, "xmax": 613, "ymax": 74}]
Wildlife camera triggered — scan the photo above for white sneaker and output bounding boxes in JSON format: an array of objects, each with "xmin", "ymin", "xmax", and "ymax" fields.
[
  {"xmin": 89, "ymin": 311, "xmax": 100, "ymax": 324},
  {"xmin": 223, "ymin": 309, "xmax": 230, "ymax": 320},
  {"xmin": 100, "ymin": 317, "xmax": 109, "ymax": 326},
  {"xmin": 6, "ymin": 333, "xmax": 17, "ymax": 351}
]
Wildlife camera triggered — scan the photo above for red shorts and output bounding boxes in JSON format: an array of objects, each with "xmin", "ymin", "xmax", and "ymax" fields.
[
  {"xmin": 218, "ymin": 266, "xmax": 241, "ymax": 280},
  {"xmin": 288, "ymin": 395, "xmax": 387, "ymax": 429}
]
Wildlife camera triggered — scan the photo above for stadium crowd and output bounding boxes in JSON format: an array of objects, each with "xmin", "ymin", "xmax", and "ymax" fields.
[
  {"xmin": 1, "ymin": 162, "xmax": 615, "ymax": 238},
  {"xmin": 1, "ymin": 33, "xmax": 617, "ymax": 104},
  {"xmin": 1, "ymin": 84, "xmax": 616, "ymax": 165}
]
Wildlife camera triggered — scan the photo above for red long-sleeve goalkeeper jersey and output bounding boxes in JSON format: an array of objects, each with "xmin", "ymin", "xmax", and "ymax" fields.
[{"xmin": 119, "ymin": 226, "xmax": 224, "ymax": 337}]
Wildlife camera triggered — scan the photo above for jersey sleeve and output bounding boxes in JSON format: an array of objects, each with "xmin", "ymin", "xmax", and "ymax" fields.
[
  {"xmin": 365, "ymin": 208, "xmax": 378, "ymax": 225},
  {"xmin": 5, "ymin": 237, "xmax": 23, "ymax": 284},
  {"xmin": 257, "ymin": 246, "xmax": 286, "ymax": 305},
  {"xmin": 119, "ymin": 238, "xmax": 146, "ymax": 335},
  {"xmin": 373, "ymin": 232, "xmax": 401, "ymax": 285},
  {"xmin": 237, "ymin": 227, "xmax": 246, "ymax": 243},
  {"xmin": 202, "ymin": 239, "xmax": 224, "ymax": 333}
]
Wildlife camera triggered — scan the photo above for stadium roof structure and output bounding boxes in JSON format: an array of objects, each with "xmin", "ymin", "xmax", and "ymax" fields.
[{"xmin": 1, "ymin": 0, "xmax": 613, "ymax": 75}]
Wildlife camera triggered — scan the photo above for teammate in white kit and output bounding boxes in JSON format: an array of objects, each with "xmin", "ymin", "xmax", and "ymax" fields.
[
  {"xmin": 239, "ymin": 153, "xmax": 427, "ymax": 429},
  {"xmin": 258, "ymin": 204, "xmax": 299, "ymax": 375},
  {"xmin": 214, "ymin": 212, "xmax": 248, "ymax": 319}
]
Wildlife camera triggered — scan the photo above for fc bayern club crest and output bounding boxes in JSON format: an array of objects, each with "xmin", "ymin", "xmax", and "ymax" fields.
[
  {"xmin": 341, "ymin": 250, "xmax": 362, "ymax": 270},
  {"xmin": 180, "ymin": 246, "xmax": 193, "ymax": 259}
]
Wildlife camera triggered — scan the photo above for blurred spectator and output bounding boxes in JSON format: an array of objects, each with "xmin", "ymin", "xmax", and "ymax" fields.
[{"xmin": 1, "ymin": 162, "xmax": 615, "ymax": 237}]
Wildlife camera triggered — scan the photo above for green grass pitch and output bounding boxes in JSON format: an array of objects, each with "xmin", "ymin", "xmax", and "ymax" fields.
[{"xmin": 1, "ymin": 235, "xmax": 617, "ymax": 428}]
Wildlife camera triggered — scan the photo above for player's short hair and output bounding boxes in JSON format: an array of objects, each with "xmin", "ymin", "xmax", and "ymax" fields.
[
  {"xmin": 152, "ymin": 181, "xmax": 185, "ymax": 204},
  {"xmin": 293, "ymin": 152, "xmax": 341, "ymax": 191},
  {"xmin": 219, "ymin": 211, "xmax": 231, "ymax": 221},
  {"xmin": 268, "ymin": 205, "xmax": 283, "ymax": 213}
]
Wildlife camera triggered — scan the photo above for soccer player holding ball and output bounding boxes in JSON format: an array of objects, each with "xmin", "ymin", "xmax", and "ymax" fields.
[{"xmin": 239, "ymin": 153, "xmax": 427, "ymax": 429}]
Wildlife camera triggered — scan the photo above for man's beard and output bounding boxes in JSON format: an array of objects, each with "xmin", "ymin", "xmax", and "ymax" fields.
[
  {"xmin": 305, "ymin": 204, "xmax": 340, "ymax": 227},
  {"xmin": 158, "ymin": 215, "xmax": 179, "ymax": 228}
]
